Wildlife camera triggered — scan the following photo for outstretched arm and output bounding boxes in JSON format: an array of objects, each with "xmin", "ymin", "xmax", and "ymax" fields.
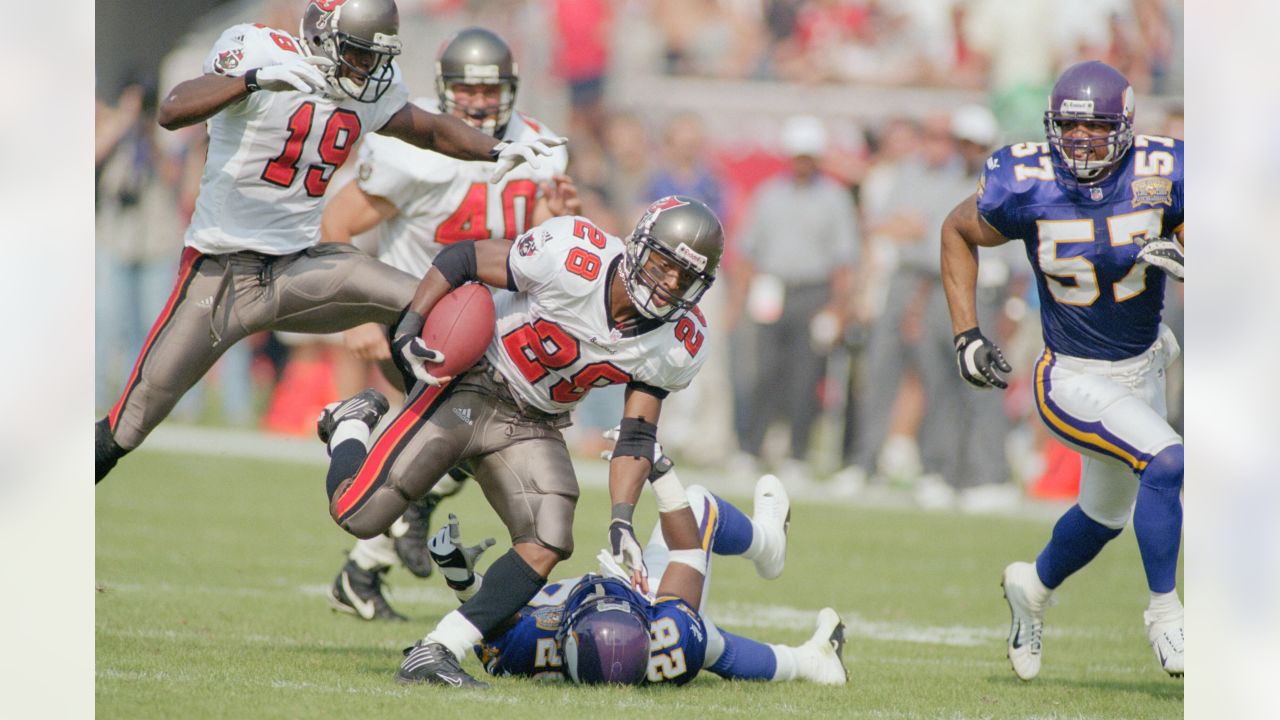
[
  {"xmin": 607, "ymin": 388, "xmax": 664, "ymax": 586},
  {"xmin": 378, "ymin": 103, "xmax": 567, "ymax": 182}
]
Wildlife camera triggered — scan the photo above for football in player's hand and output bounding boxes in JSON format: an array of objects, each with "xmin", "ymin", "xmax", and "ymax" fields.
[{"xmin": 420, "ymin": 283, "xmax": 496, "ymax": 378}]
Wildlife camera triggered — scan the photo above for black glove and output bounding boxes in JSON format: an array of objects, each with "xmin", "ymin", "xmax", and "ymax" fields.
[{"xmin": 954, "ymin": 327, "xmax": 1012, "ymax": 389}]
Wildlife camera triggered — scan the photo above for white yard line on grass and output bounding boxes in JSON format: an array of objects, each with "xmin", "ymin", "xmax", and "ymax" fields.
[
  {"xmin": 139, "ymin": 424, "xmax": 1066, "ymax": 518},
  {"xmin": 99, "ymin": 581, "xmax": 1110, "ymax": 646}
]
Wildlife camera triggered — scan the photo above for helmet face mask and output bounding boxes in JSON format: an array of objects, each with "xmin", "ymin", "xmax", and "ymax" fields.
[
  {"xmin": 1043, "ymin": 60, "xmax": 1135, "ymax": 186},
  {"xmin": 556, "ymin": 579, "xmax": 651, "ymax": 686},
  {"xmin": 622, "ymin": 196, "xmax": 723, "ymax": 322},
  {"xmin": 300, "ymin": 0, "xmax": 402, "ymax": 103},
  {"xmin": 435, "ymin": 28, "xmax": 518, "ymax": 137}
]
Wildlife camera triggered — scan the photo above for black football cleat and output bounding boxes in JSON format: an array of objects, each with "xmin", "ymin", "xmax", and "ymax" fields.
[
  {"xmin": 317, "ymin": 389, "xmax": 389, "ymax": 446},
  {"xmin": 327, "ymin": 560, "xmax": 407, "ymax": 622},
  {"xmin": 396, "ymin": 641, "xmax": 488, "ymax": 688},
  {"xmin": 392, "ymin": 495, "xmax": 440, "ymax": 578}
]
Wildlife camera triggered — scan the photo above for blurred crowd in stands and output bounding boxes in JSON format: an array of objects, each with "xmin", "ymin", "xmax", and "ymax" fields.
[{"xmin": 96, "ymin": 0, "xmax": 1184, "ymax": 511}]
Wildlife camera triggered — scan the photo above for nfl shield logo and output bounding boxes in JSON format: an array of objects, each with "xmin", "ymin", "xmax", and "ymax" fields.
[{"xmin": 1089, "ymin": 187, "xmax": 1103, "ymax": 201}]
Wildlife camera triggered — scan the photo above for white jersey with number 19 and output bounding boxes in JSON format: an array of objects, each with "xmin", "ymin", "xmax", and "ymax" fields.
[
  {"xmin": 487, "ymin": 215, "xmax": 710, "ymax": 416},
  {"xmin": 186, "ymin": 23, "xmax": 408, "ymax": 256}
]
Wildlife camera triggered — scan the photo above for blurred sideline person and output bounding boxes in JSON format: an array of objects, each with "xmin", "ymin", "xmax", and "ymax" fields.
[
  {"xmin": 316, "ymin": 27, "xmax": 578, "ymax": 620},
  {"xmin": 837, "ymin": 113, "xmax": 965, "ymax": 503},
  {"xmin": 941, "ymin": 61, "xmax": 1184, "ymax": 679},
  {"xmin": 429, "ymin": 470, "xmax": 846, "ymax": 686},
  {"xmin": 314, "ymin": 196, "xmax": 725, "ymax": 686},
  {"xmin": 727, "ymin": 115, "xmax": 860, "ymax": 482},
  {"xmin": 94, "ymin": 0, "xmax": 564, "ymax": 483}
]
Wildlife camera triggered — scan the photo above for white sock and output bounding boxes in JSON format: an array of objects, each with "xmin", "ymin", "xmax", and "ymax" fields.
[
  {"xmin": 768, "ymin": 643, "xmax": 799, "ymax": 682},
  {"xmin": 349, "ymin": 535, "xmax": 397, "ymax": 571},
  {"xmin": 329, "ymin": 420, "xmax": 370, "ymax": 453},
  {"xmin": 1147, "ymin": 590, "xmax": 1182, "ymax": 620},
  {"xmin": 426, "ymin": 610, "xmax": 483, "ymax": 661}
]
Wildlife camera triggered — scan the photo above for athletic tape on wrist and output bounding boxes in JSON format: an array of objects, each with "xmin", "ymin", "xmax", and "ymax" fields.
[{"xmin": 651, "ymin": 473, "xmax": 689, "ymax": 514}]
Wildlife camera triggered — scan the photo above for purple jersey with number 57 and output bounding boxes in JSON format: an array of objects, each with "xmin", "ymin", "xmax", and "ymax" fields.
[{"xmin": 976, "ymin": 137, "xmax": 1184, "ymax": 360}]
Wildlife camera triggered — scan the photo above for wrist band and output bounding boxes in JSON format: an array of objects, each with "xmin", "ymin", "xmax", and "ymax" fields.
[
  {"xmin": 244, "ymin": 68, "xmax": 261, "ymax": 93},
  {"xmin": 610, "ymin": 502, "xmax": 635, "ymax": 525}
]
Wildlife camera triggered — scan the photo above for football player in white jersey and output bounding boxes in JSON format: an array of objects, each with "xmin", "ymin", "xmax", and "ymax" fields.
[
  {"xmin": 95, "ymin": 0, "xmax": 564, "ymax": 483},
  {"xmin": 317, "ymin": 27, "xmax": 580, "ymax": 621},
  {"xmin": 314, "ymin": 195, "xmax": 724, "ymax": 686}
]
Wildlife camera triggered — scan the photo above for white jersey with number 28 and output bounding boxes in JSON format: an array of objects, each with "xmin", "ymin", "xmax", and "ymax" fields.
[
  {"xmin": 186, "ymin": 23, "xmax": 408, "ymax": 255},
  {"xmin": 486, "ymin": 215, "xmax": 710, "ymax": 415}
]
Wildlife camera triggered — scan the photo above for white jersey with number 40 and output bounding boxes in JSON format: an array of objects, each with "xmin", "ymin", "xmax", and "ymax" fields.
[
  {"xmin": 186, "ymin": 23, "xmax": 408, "ymax": 256},
  {"xmin": 486, "ymin": 215, "xmax": 710, "ymax": 415},
  {"xmin": 355, "ymin": 98, "xmax": 568, "ymax": 277}
]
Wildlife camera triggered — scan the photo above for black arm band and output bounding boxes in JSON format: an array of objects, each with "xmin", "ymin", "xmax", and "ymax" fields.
[
  {"xmin": 612, "ymin": 417, "xmax": 658, "ymax": 465},
  {"xmin": 626, "ymin": 381, "xmax": 669, "ymax": 401},
  {"xmin": 432, "ymin": 240, "xmax": 479, "ymax": 289},
  {"xmin": 244, "ymin": 68, "xmax": 261, "ymax": 93}
]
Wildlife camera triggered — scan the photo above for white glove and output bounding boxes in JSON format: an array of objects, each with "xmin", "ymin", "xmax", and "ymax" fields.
[
  {"xmin": 252, "ymin": 55, "xmax": 333, "ymax": 94},
  {"xmin": 1136, "ymin": 235, "xmax": 1184, "ymax": 282},
  {"xmin": 489, "ymin": 136, "xmax": 568, "ymax": 183},
  {"xmin": 391, "ymin": 334, "xmax": 450, "ymax": 387},
  {"xmin": 427, "ymin": 513, "xmax": 495, "ymax": 592},
  {"xmin": 608, "ymin": 519, "xmax": 648, "ymax": 582}
]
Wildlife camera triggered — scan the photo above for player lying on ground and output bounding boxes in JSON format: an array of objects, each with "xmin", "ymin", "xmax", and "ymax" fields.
[
  {"xmin": 426, "ymin": 473, "xmax": 847, "ymax": 685},
  {"xmin": 95, "ymin": 0, "xmax": 563, "ymax": 483},
  {"xmin": 940, "ymin": 60, "xmax": 1184, "ymax": 679},
  {"xmin": 316, "ymin": 196, "xmax": 726, "ymax": 686}
]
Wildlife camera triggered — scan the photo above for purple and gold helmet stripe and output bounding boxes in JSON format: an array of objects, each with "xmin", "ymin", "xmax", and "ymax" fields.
[{"xmin": 1034, "ymin": 349, "xmax": 1151, "ymax": 472}]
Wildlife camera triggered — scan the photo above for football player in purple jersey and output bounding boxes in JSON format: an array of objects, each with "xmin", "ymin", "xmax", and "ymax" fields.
[
  {"xmin": 940, "ymin": 61, "xmax": 1184, "ymax": 680},
  {"xmin": 425, "ymin": 469, "xmax": 847, "ymax": 687}
]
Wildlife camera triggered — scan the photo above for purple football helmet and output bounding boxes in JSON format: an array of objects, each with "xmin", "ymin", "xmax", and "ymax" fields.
[
  {"xmin": 1043, "ymin": 60, "xmax": 1136, "ymax": 185},
  {"xmin": 557, "ymin": 578, "xmax": 651, "ymax": 685}
]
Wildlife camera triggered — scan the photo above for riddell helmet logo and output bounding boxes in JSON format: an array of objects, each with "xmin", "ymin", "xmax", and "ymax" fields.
[
  {"xmin": 1060, "ymin": 99, "xmax": 1094, "ymax": 114},
  {"xmin": 674, "ymin": 242, "xmax": 707, "ymax": 273}
]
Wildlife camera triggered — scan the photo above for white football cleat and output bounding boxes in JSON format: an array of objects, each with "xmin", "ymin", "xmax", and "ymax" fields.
[
  {"xmin": 1144, "ymin": 609, "xmax": 1184, "ymax": 677},
  {"xmin": 752, "ymin": 474, "xmax": 791, "ymax": 580},
  {"xmin": 1002, "ymin": 561, "xmax": 1054, "ymax": 681},
  {"xmin": 796, "ymin": 607, "xmax": 848, "ymax": 685}
]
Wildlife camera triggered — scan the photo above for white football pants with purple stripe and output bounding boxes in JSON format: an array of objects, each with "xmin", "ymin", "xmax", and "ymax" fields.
[{"xmin": 1033, "ymin": 324, "xmax": 1182, "ymax": 529}]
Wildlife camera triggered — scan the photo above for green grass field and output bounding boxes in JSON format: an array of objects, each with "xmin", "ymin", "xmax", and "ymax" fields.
[{"xmin": 96, "ymin": 446, "xmax": 1182, "ymax": 719}]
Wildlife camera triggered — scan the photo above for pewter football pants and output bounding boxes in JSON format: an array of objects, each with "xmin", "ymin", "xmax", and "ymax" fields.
[
  {"xmin": 104, "ymin": 244, "xmax": 418, "ymax": 451},
  {"xmin": 328, "ymin": 367, "xmax": 580, "ymax": 558}
]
